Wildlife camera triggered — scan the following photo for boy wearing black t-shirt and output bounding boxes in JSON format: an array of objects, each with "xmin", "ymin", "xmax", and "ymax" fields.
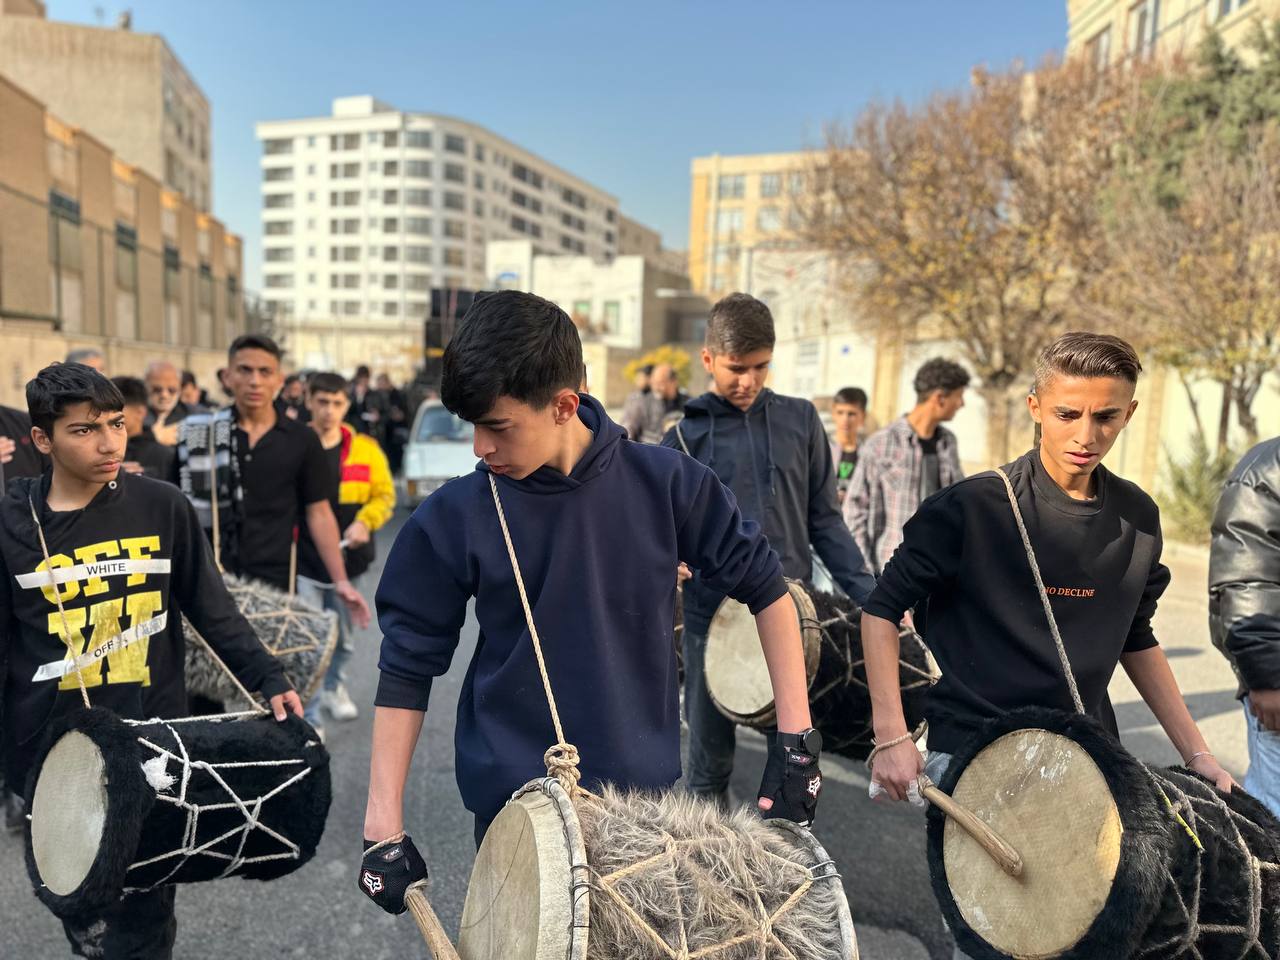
[{"xmin": 863, "ymin": 332, "xmax": 1232, "ymax": 958}]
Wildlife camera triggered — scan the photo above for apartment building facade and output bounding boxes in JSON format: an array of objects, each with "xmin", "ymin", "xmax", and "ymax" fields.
[
  {"xmin": 0, "ymin": 0, "xmax": 212, "ymax": 210},
  {"xmin": 0, "ymin": 75, "xmax": 245, "ymax": 404},
  {"xmin": 1067, "ymin": 0, "xmax": 1280, "ymax": 67}
]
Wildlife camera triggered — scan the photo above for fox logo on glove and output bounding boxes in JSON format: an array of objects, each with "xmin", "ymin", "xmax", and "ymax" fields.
[
  {"xmin": 361, "ymin": 870, "xmax": 384, "ymax": 897},
  {"xmin": 807, "ymin": 774, "xmax": 822, "ymax": 798}
]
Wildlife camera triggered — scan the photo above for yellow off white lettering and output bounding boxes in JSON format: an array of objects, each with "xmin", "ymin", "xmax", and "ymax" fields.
[
  {"xmin": 110, "ymin": 591, "xmax": 162, "ymax": 688},
  {"xmin": 119, "ymin": 536, "xmax": 161, "ymax": 587},
  {"xmin": 37, "ymin": 554, "xmax": 79, "ymax": 606},
  {"xmin": 51, "ymin": 607, "xmax": 97, "ymax": 691},
  {"xmin": 73, "ymin": 540, "xmax": 121, "ymax": 597}
]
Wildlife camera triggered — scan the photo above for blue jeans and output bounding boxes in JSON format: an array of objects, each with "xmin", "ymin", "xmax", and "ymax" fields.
[
  {"xmin": 1244, "ymin": 696, "xmax": 1280, "ymax": 820},
  {"xmin": 297, "ymin": 574, "xmax": 356, "ymax": 724},
  {"xmin": 925, "ymin": 751, "xmax": 973, "ymax": 960}
]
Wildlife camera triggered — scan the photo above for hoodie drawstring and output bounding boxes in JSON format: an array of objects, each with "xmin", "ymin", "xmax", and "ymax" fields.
[
  {"xmin": 706, "ymin": 413, "xmax": 716, "ymax": 467},
  {"xmin": 763, "ymin": 399, "xmax": 777, "ymax": 496}
]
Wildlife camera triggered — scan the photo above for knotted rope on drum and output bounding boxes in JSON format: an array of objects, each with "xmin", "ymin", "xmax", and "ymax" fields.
[{"xmin": 488, "ymin": 474, "xmax": 582, "ymax": 796}]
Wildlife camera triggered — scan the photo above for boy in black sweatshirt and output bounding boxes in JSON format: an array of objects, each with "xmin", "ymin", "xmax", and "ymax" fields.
[
  {"xmin": 0, "ymin": 363, "xmax": 301, "ymax": 960},
  {"xmin": 861, "ymin": 333, "xmax": 1233, "ymax": 959},
  {"xmin": 358, "ymin": 292, "xmax": 824, "ymax": 916}
]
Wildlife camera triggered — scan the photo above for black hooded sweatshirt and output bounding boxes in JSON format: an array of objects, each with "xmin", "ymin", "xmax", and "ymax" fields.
[{"xmin": 0, "ymin": 471, "xmax": 288, "ymax": 787}]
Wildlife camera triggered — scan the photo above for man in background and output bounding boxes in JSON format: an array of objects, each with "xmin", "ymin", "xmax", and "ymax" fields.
[
  {"xmin": 844, "ymin": 358, "xmax": 969, "ymax": 575},
  {"xmin": 114, "ymin": 375, "xmax": 176, "ymax": 481},
  {"xmin": 829, "ymin": 386, "xmax": 868, "ymax": 508},
  {"xmin": 65, "ymin": 347, "xmax": 105, "ymax": 372}
]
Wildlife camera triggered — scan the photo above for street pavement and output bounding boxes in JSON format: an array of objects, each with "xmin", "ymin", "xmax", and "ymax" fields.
[{"xmin": 0, "ymin": 515, "xmax": 1241, "ymax": 959}]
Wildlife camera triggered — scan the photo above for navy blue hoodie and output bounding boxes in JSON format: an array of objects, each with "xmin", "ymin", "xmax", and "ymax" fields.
[
  {"xmin": 374, "ymin": 395, "xmax": 786, "ymax": 823},
  {"xmin": 663, "ymin": 389, "xmax": 875, "ymax": 637}
]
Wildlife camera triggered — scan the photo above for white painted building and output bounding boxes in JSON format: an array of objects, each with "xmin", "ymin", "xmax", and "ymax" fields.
[{"xmin": 254, "ymin": 96, "xmax": 625, "ymax": 377}]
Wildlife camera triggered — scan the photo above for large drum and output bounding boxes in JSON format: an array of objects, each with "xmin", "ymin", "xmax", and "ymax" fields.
[
  {"xmin": 928, "ymin": 706, "xmax": 1280, "ymax": 959},
  {"xmin": 458, "ymin": 779, "xmax": 858, "ymax": 959},
  {"xmin": 25, "ymin": 708, "xmax": 331, "ymax": 919},
  {"xmin": 185, "ymin": 574, "xmax": 339, "ymax": 707},
  {"xmin": 704, "ymin": 581, "xmax": 933, "ymax": 759}
]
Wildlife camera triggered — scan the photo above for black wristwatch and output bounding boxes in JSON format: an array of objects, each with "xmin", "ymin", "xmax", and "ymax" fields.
[{"xmin": 778, "ymin": 728, "xmax": 823, "ymax": 759}]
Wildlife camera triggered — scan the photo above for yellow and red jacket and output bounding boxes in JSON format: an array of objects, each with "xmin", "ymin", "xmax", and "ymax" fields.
[{"xmin": 337, "ymin": 424, "xmax": 396, "ymax": 576}]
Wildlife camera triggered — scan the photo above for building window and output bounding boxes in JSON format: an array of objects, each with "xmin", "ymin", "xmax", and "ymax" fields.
[
  {"xmin": 383, "ymin": 217, "xmax": 400, "ymax": 233},
  {"xmin": 473, "ymin": 172, "xmax": 485, "ymax": 190},
  {"xmin": 264, "ymin": 193, "xmax": 293, "ymax": 209},
  {"xmin": 406, "ymin": 273, "xmax": 430, "ymax": 290},
  {"xmin": 307, "ymin": 164, "xmax": 316, "ymax": 176},
  {"xmin": 307, "ymin": 136, "xmax": 316, "ymax": 148},
  {"xmin": 330, "ymin": 273, "xmax": 360, "ymax": 289},
  {"xmin": 384, "ymin": 301, "xmax": 400, "ymax": 316},
  {"xmin": 264, "ymin": 247, "xmax": 293, "ymax": 262},
  {"xmin": 340, "ymin": 301, "xmax": 360, "ymax": 315},
  {"xmin": 718, "ymin": 175, "xmax": 745, "ymax": 199},
  {"xmin": 406, "ymin": 217, "xmax": 432, "ymax": 235},
  {"xmin": 330, "ymin": 245, "xmax": 360, "ymax": 262},
  {"xmin": 716, "ymin": 209, "xmax": 744, "ymax": 234},
  {"xmin": 330, "ymin": 218, "xmax": 360, "ymax": 235},
  {"xmin": 605, "ymin": 208, "xmax": 616, "ymax": 223},
  {"xmin": 383, "ymin": 131, "xmax": 399, "ymax": 148},
  {"xmin": 445, "ymin": 133, "xmax": 466, "ymax": 153},
  {"xmin": 330, "ymin": 133, "xmax": 359, "ymax": 151},
  {"xmin": 406, "ymin": 130, "xmax": 432, "ymax": 149},
  {"xmin": 263, "ymin": 166, "xmax": 293, "ymax": 182},
  {"xmin": 330, "ymin": 190, "xmax": 360, "ymax": 207},
  {"xmin": 406, "ymin": 246, "xmax": 431, "ymax": 263},
  {"xmin": 712, "ymin": 244, "xmax": 740, "ymax": 270},
  {"xmin": 562, "ymin": 187, "xmax": 586, "ymax": 210},
  {"xmin": 383, "ymin": 160, "xmax": 400, "ymax": 177},
  {"xmin": 443, "ymin": 191, "xmax": 465, "ymax": 211},
  {"xmin": 330, "ymin": 162, "xmax": 360, "ymax": 179},
  {"xmin": 444, "ymin": 162, "xmax": 466, "ymax": 183},
  {"xmin": 384, "ymin": 274, "xmax": 399, "ymax": 289},
  {"xmin": 757, "ymin": 206, "xmax": 781, "ymax": 232},
  {"xmin": 406, "ymin": 160, "xmax": 432, "ymax": 179},
  {"xmin": 787, "ymin": 172, "xmax": 806, "ymax": 195},
  {"xmin": 443, "ymin": 220, "xmax": 465, "ymax": 239},
  {"xmin": 265, "ymin": 220, "xmax": 293, "ymax": 236},
  {"xmin": 379, "ymin": 189, "xmax": 397, "ymax": 205},
  {"xmin": 443, "ymin": 248, "xmax": 465, "ymax": 267},
  {"xmin": 383, "ymin": 246, "xmax": 399, "ymax": 261},
  {"xmin": 602, "ymin": 300, "xmax": 620, "ymax": 334},
  {"xmin": 1086, "ymin": 24, "xmax": 1112, "ymax": 70},
  {"xmin": 511, "ymin": 163, "xmax": 544, "ymax": 189},
  {"xmin": 475, "ymin": 143, "xmax": 486, "ymax": 162},
  {"xmin": 1129, "ymin": 0, "xmax": 1159, "ymax": 55},
  {"xmin": 264, "ymin": 274, "xmax": 294, "ymax": 289},
  {"xmin": 263, "ymin": 138, "xmax": 292, "ymax": 156},
  {"xmin": 1215, "ymin": 0, "xmax": 1251, "ymax": 18},
  {"xmin": 473, "ymin": 198, "xmax": 484, "ymax": 217},
  {"xmin": 406, "ymin": 188, "xmax": 431, "ymax": 206},
  {"xmin": 604, "ymin": 230, "xmax": 614, "ymax": 244},
  {"xmin": 760, "ymin": 173, "xmax": 781, "ymax": 198}
]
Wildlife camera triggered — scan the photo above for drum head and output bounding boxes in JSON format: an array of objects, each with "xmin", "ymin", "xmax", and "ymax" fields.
[
  {"xmin": 458, "ymin": 788, "xmax": 579, "ymax": 960},
  {"xmin": 942, "ymin": 728, "xmax": 1122, "ymax": 958},
  {"xmin": 705, "ymin": 581, "xmax": 819, "ymax": 724},
  {"xmin": 30, "ymin": 730, "xmax": 108, "ymax": 897}
]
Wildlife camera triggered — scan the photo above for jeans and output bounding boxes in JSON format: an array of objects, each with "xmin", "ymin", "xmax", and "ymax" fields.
[
  {"xmin": 924, "ymin": 750, "xmax": 974, "ymax": 960},
  {"xmin": 1244, "ymin": 696, "xmax": 1280, "ymax": 820},
  {"xmin": 297, "ymin": 574, "xmax": 356, "ymax": 724},
  {"xmin": 62, "ymin": 886, "xmax": 176, "ymax": 959}
]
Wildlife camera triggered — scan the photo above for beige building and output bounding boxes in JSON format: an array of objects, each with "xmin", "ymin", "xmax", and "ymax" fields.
[
  {"xmin": 0, "ymin": 75, "xmax": 246, "ymax": 405},
  {"xmin": 688, "ymin": 151, "xmax": 812, "ymax": 298},
  {"xmin": 0, "ymin": 0, "xmax": 212, "ymax": 210},
  {"xmin": 1067, "ymin": 0, "xmax": 1280, "ymax": 67}
]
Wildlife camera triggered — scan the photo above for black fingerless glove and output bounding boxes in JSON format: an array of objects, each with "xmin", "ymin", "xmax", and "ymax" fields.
[
  {"xmin": 758, "ymin": 731, "xmax": 823, "ymax": 826},
  {"xmin": 358, "ymin": 834, "xmax": 428, "ymax": 915}
]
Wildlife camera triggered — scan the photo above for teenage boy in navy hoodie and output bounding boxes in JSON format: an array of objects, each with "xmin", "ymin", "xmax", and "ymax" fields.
[
  {"xmin": 0, "ymin": 363, "xmax": 301, "ymax": 959},
  {"xmin": 662, "ymin": 293, "xmax": 876, "ymax": 808},
  {"xmin": 358, "ymin": 291, "xmax": 822, "ymax": 915}
]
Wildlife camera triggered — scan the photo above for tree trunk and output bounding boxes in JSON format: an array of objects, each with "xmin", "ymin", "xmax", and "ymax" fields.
[
  {"xmin": 981, "ymin": 385, "xmax": 1013, "ymax": 467},
  {"xmin": 1177, "ymin": 372, "xmax": 1207, "ymax": 450},
  {"xmin": 1233, "ymin": 377, "xmax": 1261, "ymax": 448},
  {"xmin": 1216, "ymin": 379, "xmax": 1232, "ymax": 455}
]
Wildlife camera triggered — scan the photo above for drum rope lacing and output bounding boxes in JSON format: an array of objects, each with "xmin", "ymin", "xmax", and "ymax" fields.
[
  {"xmin": 490, "ymin": 475, "xmax": 843, "ymax": 958},
  {"xmin": 121, "ymin": 712, "xmax": 315, "ymax": 892}
]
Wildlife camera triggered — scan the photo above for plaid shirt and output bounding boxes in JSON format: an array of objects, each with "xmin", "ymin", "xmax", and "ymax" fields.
[{"xmin": 842, "ymin": 416, "xmax": 964, "ymax": 574}]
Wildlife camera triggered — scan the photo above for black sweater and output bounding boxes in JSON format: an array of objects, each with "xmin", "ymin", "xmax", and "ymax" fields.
[
  {"xmin": 0, "ymin": 472, "xmax": 288, "ymax": 787},
  {"xmin": 864, "ymin": 449, "xmax": 1170, "ymax": 753}
]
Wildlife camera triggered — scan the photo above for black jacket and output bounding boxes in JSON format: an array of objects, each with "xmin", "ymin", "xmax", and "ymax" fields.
[
  {"xmin": 0, "ymin": 405, "xmax": 47, "ymax": 482},
  {"xmin": 0, "ymin": 472, "xmax": 288, "ymax": 787},
  {"xmin": 662, "ymin": 389, "xmax": 875, "ymax": 635},
  {"xmin": 1210, "ymin": 437, "xmax": 1280, "ymax": 695}
]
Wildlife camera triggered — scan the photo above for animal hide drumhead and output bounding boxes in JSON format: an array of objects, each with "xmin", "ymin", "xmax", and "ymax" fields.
[{"xmin": 30, "ymin": 731, "xmax": 110, "ymax": 897}]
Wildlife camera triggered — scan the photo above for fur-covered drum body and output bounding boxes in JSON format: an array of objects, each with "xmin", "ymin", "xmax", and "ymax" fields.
[
  {"xmin": 928, "ymin": 707, "xmax": 1280, "ymax": 960},
  {"xmin": 25, "ymin": 708, "xmax": 331, "ymax": 919},
  {"xmin": 458, "ymin": 780, "xmax": 857, "ymax": 960},
  {"xmin": 184, "ymin": 575, "xmax": 338, "ymax": 707},
  {"xmin": 704, "ymin": 582, "xmax": 933, "ymax": 760}
]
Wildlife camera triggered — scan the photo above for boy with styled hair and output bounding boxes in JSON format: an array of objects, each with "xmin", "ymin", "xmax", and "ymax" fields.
[
  {"xmin": 1, "ymin": 362, "xmax": 300, "ymax": 958},
  {"xmin": 829, "ymin": 386, "xmax": 868, "ymax": 508},
  {"xmin": 863, "ymin": 332, "xmax": 1232, "ymax": 956},
  {"xmin": 661, "ymin": 292, "xmax": 874, "ymax": 809},
  {"xmin": 359, "ymin": 291, "xmax": 822, "ymax": 915}
]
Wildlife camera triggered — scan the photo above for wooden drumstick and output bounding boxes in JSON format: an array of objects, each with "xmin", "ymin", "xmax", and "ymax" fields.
[
  {"xmin": 918, "ymin": 774, "xmax": 1024, "ymax": 878},
  {"xmin": 405, "ymin": 883, "xmax": 462, "ymax": 960}
]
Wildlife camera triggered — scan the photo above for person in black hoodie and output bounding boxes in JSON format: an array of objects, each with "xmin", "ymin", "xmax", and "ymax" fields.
[
  {"xmin": 113, "ymin": 375, "xmax": 177, "ymax": 482},
  {"xmin": 661, "ymin": 293, "xmax": 875, "ymax": 808},
  {"xmin": 358, "ymin": 291, "xmax": 823, "ymax": 917},
  {"xmin": 0, "ymin": 363, "xmax": 301, "ymax": 959}
]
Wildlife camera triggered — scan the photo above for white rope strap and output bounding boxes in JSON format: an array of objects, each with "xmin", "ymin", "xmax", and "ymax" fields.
[
  {"xmin": 29, "ymin": 494, "xmax": 92, "ymax": 708},
  {"xmin": 487, "ymin": 474, "xmax": 582, "ymax": 795},
  {"xmin": 186, "ymin": 628, "xmax": 268, "ymax": 716},
  {"xmin": 994, "ymin": 468, "xmax": 1085, "ymax": 715}
]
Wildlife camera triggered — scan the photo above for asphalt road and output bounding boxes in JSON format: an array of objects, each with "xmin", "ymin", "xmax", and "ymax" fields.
[{"xmin": 0, "ymin": 515, "xmax": 1239, "ymax": 960}]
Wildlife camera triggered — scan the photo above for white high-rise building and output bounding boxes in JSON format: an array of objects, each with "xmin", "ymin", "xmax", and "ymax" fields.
[{"xmin": 254, "ymin": 95, "xmax": 624, "ymax": 377}]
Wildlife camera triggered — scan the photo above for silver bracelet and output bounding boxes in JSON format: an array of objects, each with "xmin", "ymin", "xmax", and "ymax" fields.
[{"xmin": 1184, "ymin": 750, "xmax": 1214, "ymax": 768}]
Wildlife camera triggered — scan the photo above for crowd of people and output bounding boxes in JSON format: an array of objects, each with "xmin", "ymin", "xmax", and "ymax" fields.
[{"xmin": 0, "ymin": 289, "xmax": 1277, "ymax": 958}]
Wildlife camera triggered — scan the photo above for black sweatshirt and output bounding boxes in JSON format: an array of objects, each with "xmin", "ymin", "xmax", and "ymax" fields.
[
  {"xmin": 0, "ymin": 472, "xmax": 288, "ymax": 787},
  {"xmin": 864, "ymin": 448, "xmax": 1170, "ymax": 753}
]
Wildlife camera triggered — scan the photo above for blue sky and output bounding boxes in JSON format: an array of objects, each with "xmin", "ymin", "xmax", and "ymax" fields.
[{"xmin": 51, "ymin": 1, "xmax": 1067, "ymax": 291}]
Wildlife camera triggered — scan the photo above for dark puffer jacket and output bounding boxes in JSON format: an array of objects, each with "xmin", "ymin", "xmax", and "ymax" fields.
[{"xmin": 1209, "ymin": 436, "xmax": 1280, "ymax": 695}]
